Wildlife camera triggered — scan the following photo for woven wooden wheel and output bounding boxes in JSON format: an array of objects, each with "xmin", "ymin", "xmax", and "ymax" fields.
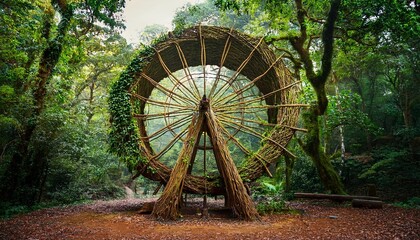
[{"xmin": 123, "ymin": 26, "xmax": 301, "ymax": 195}]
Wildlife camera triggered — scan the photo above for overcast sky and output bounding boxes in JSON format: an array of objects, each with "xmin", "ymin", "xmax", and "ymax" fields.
[{"xmin": 121, "ymin": 0, "xmax": 205, "ymax": 43}]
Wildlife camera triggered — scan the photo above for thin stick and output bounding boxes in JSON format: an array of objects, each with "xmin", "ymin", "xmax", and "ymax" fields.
[
  {"xmin": 141, "ymin": 73, "xmax": 197, "ymax": 106},
  {"xmin": 218, "ymin": 117, "xmax": 265, "ymax": 140},
  {"xmin": 211, "ymin": 75, "xmax": 245, "ymax": 109},
  {"xmin": 173, "ymin": 42, "xmax": 201, "ymax": 99},
  {"xmin": 216, "ymin": 117, "xmax": 273, "ymax": 170},
  {"xmin": 133, "ymin": 111, "xmax": 192, "ymax": 121},
  {"xmin": 208, "ymin": 28, "xmax": 233, "ymax": 98},
  {"xmin": 199, "ymin": 25, "xmax": 207, "ymax": 96},
  {"xmin": 154, "ymin": 48, "xmax": 200, "ymax": 101},
  {"xmin": 215, "ymin": 103, "xmax": 310, "ymax": 112},
  {"xmin": 150, "ymin": 125, "xmax": 190, "ymax": 161},
  {"xmin": 131, "ymin": 79, "xmax": 186, "ymax": 108},
  {"xmin": 144, "ymin": 115, "xmax": 192, "ymax": 140},
  {"xmin": 217, "ymin": 113, "xmax": 272, "ymax": 127},
  {"xmin": 262, "ymin": 137, "xmax": 297, "ymax": 158},
  {"xmin": 213, "ymin": 54, "xmax": 284, "ymax": 106},
  {"xmin": 219, "ymin": 116, "xmax": 296, "ymax": 158},
  {"xmin": 214, "ymin": 81, "xmax": 302, "ymax": 109},
  {"xmin": 131, "ymin": 92, "xmax": 195, "ymax": 110},
  {"xmin": 211, "ymin": 37, "xmax": 265, "ymax": 101},
  {"xmin": 217, "ymin": 113, "xmax": 307, "ymax": 132},
  {"xmin": 215, "ymin": 108, "xmax": 266, "ymax": 116}
]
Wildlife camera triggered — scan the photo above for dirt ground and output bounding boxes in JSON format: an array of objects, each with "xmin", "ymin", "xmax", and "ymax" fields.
[{"xmin": 0, "ymin": 198, "xmax": 419, "ymax": 240}]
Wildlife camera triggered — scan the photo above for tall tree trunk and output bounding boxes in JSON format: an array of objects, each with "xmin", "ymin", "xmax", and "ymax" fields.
[
  {"xmin": 333, "ymin": 73, "xmax": 346, "ymax": 172},
  {"xmin": 299, "ymin": 106, "xmax": 345, "ymax": 194},
  {"xmin": 292, "ymin": 0, "xmax": 345, "ymax": 194},
  {"xmin": 0, "ymin": 1, "xmax": 74, "ymax": 204},
  {"xmin": 23, "ymin": 1, "xmax": 74, "ymax": 204},
  {"xmin": 401, "ymin": 91, "xmax": 413, "ymax": 128}
]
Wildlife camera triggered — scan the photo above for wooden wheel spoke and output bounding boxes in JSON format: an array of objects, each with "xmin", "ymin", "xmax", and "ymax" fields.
[
  {"xmin": 215, "ymin": 103, "xmax": 309, "ymax": 113},
  {"xmin": 217, "ymin": 113, "xmax": 273, "ymax": 128},
  {"xmin": 173, "ymin": 43, "xmax": 201, "ymax": 99},
  {"xmin": 199, "ymin": 25, "xmax": 207, "ymax": 95},
  {"xmin": 154, "ymin": 48, "xmax": 201, "ymax": 101},
  {"xmin": 218, "ymin": 117, "xmax": 265, "ymax": 140},
  {"xmin": 212, "ymin": 93, "xmax": 255, "ymax": 109},
  {"xmin": 145, "ymin": 114, "xmax": 193, "ymax": 140},
  {"xmin": 212, "ymin": 55, "xmax": 284, "ymax": 106},
  {"xmin": 140, "ymin": 73, "xmax": 197, "ymax": 106},
  {"xmin": 216, "ymin": 118, "xmax": 252, "ymax": 155},
  {"xmin": 209, "ymin": 74, "xmax": 244, "ymax": 107},
  {"xmin": 219, "ymin": 112, "xmax": 305, "ymax": 132},
  {"xmin": 218, "ymin": 115, "xmax": 296, "ymax": 159},
  {"xmin": 137, "ymin": 73, "xmax": 188, "ymax": 106},
  {"xmin": 215, "ymin": 109, "xmax": 266, "ymax": 117},
  {"xmin": 216, "ymin": 81, "xmax": 302, "ymax": 109},
  {"xmin": 208, "ymin": 28, "xmax": 233, "ymax": 98},
  {"xmin": 215, "ymin": 118, "xmax": 275, "ymax": 178},
  {"xmin": 131, "ymin": 92, "xmax": 195, "ymax": 110},
  {"xmin": 211, "ymin": 37, "xmax": 265, "ymax": 101},
  {"xmin": 134, "ymin": 111, "xmax": 192, "ymax": 121},
  {"xmin": 151, "ymin": 124, "xmax": 190, "ymax": 161},
  {"xmin": 210, "ymin": 111, "xmax": 276, "ymax": 178}
]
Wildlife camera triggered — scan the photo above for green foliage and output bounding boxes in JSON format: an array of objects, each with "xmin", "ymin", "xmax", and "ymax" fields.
[
  {"xmin": 256, "ymin": 199, "xmax": 286, "ymax": 215},
  {"xmin": 0, "ymin": 201, "xmax": 53, "ymax": 220},
  {"xmin": 173, "ymin": 0, "xmax": 250, "ymax": 32},
  {"xmin": 339, "ymin": 0, "xmax": 420, "ymax": 46},
  {"xmin": 326, "ymin": 90, "xmax": 380, "ymax": 134},
  {"xmin": 253, "ymin": 166, "xmax": 287, "ymax": 215},
  {"xmin": 138, "ymin": 24, "xmax": 168, "ymax": 45},
  {"xmin": 288, "ymin": 145, "xmax": 325, "ymax": 193},
  {"xmin": 78, "ymin": 0, "xmax": 127, "ymax": 29},
  {"xmin": 45, "ymin": 122, "xmax": 126, "ymax": 204},
  {"xmin": 393, "ymin": 197, "xmax": 420, "ymax": 209},
  {"xmin": 254, "ymin": 175, "xmax": 283, "ymax": 196},
  {"xmin": 108, "ymin": 46, "xmax": 155, "ymax": 170},
  {"xmin": 342, "ymin": 146, "xmax": 420, "ymax": 201},
  {"xmin": 0, "ymin": 0, "xmax": 131, "ymax": 207}
]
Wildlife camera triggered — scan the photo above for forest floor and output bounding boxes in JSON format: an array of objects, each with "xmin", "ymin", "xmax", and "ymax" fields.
[{"xmin": 0, "ymin": 197, "xmax": 419, "ymax": 240}]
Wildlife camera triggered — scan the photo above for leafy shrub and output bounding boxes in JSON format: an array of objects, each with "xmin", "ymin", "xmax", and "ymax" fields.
[
  {"xmin": 345, "ymin": 146, "xmax": 419, "ymax": 201},
  {"xmin": 393, "ymin": 197, "xmax": 420, "ymax": 209},
  {"xmin": 253, "ymin": 171, "xmax": 287, "ymax": 215},
  {"xmin": 289, "ymin": 152, "xmax": 324, "ymax": 193},
  {"xmin": 256, "ymin": 196, "xmax": 286, "ymax": 215}
]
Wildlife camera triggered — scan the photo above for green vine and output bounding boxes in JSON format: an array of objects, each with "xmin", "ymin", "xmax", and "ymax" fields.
[{"xmin": 108, "ymin": 36, "xmax": 168, "ymax": 170}]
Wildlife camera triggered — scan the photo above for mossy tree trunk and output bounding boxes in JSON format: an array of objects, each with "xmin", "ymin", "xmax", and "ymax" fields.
[
  {"xmin": 299, "ymin": 106, "xmax": 345, "ymax": 194},
  {"xmin": 1, "ymin": 1, "xmax": 74, "ymax": 204},
  {"xmin": 291, "ymin": 0, "xmax": 345, "ymax": 194}
]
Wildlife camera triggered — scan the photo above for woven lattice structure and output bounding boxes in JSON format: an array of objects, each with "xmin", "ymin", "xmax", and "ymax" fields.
[{"xmin": 109, "ymin": 26, "xmax": 302, "ymax": 216}]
